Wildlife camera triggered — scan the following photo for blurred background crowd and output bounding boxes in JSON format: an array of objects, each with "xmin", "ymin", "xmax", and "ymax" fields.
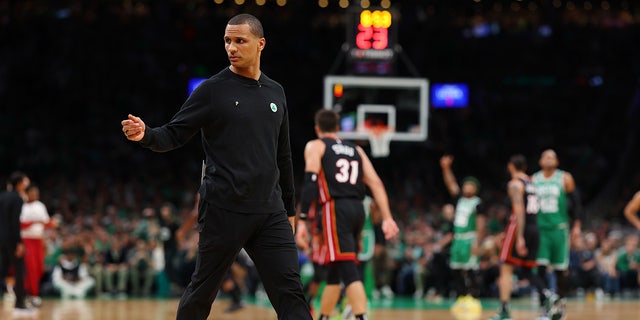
[{"xmin": 2, "ymin": 0, "xmax": 640, "ymax": 304}]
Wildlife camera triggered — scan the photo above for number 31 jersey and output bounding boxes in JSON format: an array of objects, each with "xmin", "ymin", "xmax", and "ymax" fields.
[{"xmin": 317, "ymin": 137, "xmax": 366, "ymax": 203}]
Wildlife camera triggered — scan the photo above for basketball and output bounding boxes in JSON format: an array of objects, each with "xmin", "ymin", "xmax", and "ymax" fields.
[{"xmin": 450, "ymin": 296, "xmax": 483, "ymax": 320}]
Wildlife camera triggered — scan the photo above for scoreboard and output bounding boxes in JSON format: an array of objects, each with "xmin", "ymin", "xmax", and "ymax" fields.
[{"xmin": 347, "ymin": 8, "xmax": 397, "ymax": 75}]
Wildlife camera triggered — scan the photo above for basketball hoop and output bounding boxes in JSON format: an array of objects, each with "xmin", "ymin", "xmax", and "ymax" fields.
[{"xmin": 366, "ymin": 125, "xmax": 393, "ymax": 158}]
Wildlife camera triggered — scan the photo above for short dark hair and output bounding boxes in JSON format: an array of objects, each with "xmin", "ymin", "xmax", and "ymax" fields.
[
  {"xmin": 228, "ymin": 13, "xmax": 264, "ymax": 38},
  {"xmin": 314, "ymin": 109, "xmax": 339, "ymax": 133},
  {"xmin": 509, "ymin": 154, "xmax": 527, "ymax": 171},
  {"xmin": 462, "ymin": 176, "xmax": 481, "ymax": 192},
  {"xmin": 9, "ymin": 171, "xmax": 27, "ymax": 189}
]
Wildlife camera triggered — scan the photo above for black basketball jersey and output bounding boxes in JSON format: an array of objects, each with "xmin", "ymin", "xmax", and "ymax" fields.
[
  {"xmin": 520, "ymin": 177, "xmax": 539, "ymax": 227},
  {"xmin": 317, "ymin": 137, "xmax": 366, "ymax": 203}
]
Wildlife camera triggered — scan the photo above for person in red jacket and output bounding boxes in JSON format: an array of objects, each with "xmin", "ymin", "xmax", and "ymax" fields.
[
  {"xmin": 20, "ymin": 184, "xmax": 57, "ymax": 307},
  {"xmin": 1, "ymin": 171, "xmax": 37, "ymax": 317}
]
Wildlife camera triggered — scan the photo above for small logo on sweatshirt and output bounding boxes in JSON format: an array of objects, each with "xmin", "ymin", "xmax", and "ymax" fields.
[{"xmin": 270, "ymin": 103, "xmax": 277, "ymax": 112}]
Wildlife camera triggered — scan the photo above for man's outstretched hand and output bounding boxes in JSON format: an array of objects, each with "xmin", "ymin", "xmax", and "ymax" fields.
[{"xmin": 121, "ymin": 114, "xmax": 146, "ymax": 141}]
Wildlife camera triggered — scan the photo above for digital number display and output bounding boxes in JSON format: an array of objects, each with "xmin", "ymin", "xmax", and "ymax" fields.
[
  {"xmin": 355, "ymin": 10, "xmax": 392, "ymax": 50},
  {"xmin": 348, "ymin": 8, "xmax": 396, "ymax": 67}
]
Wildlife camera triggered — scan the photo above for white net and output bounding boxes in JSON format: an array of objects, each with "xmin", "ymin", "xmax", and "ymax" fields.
[{"xmin": 367, "ymin": 127, "xmax": 393, "ymax": 158}]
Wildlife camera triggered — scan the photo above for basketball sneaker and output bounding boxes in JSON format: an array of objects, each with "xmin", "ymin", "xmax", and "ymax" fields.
[
  {"xmin": 27, "ymin": 296, "xmax": 42, "ymax": 308},
  {"xmin": 451, "ymin": 294, "xmax": 482, "ymax": 320},
  {"xmin": 12, "ymin": 306, "xmax": 38, "ymax": 318},
  {"xmin": 452, "ymin": 295, "xmax": 466, "ymax": 306},
  {"xmin": 540, "ymin": 290, "xmax": 558, "ymax": 316},
  {"xmin": 340, "ymin": 304, "xmax": 354, "ymax": 320},
  {"xmin": 487, "ymin": 310, "xmax": 511, "ymax": 320},
  {"xmin": 549, "ymin": 297, "xmax": 566, "ymax": 320},
  {"xmin": 465, "ymin": 295, "xmax": 482, "ymax": 307},
  {"xmin": 534, "ymin": 314, "xmax": 550, "ymax": 320},
  {"xmin": 380, "ymin": 285, "xmax": 395, "ymax": 299},
  {"xmin": 3, "ymin": 285, "xmax": 16, "ymax": 305}
]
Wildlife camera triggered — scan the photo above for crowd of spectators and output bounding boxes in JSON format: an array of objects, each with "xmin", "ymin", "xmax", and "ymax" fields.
[
  {"xmin": 35, "ymin": 190, "xmax": 201, "ymax": 299},
  {"xmin": 2, "ymin": 0, "xmax": 640, "ymax": 303},
  {"xmin": 13, "ymin": 185, "xmax": 640, "ymax": 302}
]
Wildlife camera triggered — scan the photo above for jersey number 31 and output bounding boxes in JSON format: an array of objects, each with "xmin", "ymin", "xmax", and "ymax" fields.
[{"xmin": 335, "ymin": 158, "xmax": 359, "ymax": 185}]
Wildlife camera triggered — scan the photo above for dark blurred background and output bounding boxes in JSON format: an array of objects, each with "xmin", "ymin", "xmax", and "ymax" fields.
[{"xmin": 1, "ymin": 0, "xmax": 640, "ymax": 227}]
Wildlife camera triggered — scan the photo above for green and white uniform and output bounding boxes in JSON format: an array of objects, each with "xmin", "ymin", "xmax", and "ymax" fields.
[
  {"xmin": 450, "ymin": 196, "xmax": 482, "ymax": 270},
  {"xmin": 533, "ymin": 169, "xmax": 570, "ymax": 270}
]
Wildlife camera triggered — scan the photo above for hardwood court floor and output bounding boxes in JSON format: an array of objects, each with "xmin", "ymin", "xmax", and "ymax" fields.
[{"xmin": 2, "ymin": 297, "xmax": 639, "ymax": 320}]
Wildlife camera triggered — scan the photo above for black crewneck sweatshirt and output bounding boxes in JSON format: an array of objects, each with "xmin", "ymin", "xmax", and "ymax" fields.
[{"xmin": 139, "ymin": 67, "xmax": 295, "ymax": 217}]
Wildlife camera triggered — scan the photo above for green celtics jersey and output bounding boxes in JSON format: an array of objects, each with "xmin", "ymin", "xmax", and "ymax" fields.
[
  {"xmin": 533, "ymin": 169, "xmax": 568, "ymax": 230},
  {"xmin": 453, "ymin": 196, "xmax": 481, "ymax": 235},
  {"xmin": 358, "ymin": 196, "xmax": 375, "ymax": 262}
]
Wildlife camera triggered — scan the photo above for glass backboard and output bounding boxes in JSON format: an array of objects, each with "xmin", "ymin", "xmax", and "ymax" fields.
[{"xmin": 323, "ymin": 75, "xmax": 429, "ymax": 142}]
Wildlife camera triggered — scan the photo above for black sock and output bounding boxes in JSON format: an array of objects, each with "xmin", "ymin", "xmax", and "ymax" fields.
[
  {"xmin": 500, "ymin": 301, "xmax": 509, "ymax": 314},
  {"xmin": 456, "ymin": 269, "xmax": 469, "ymax": 297},
  {"xmin": 537, "ymin": 266, "xmax": 549, "ymax": 306},
  {"xmin": 538, "ymin": 266, "xmax": 549, "ymax": 287},
  {"xmin": 230, "ymin": 285, "xmax": 241, "ymax": 304},
  {"xmin": 319, "ymin": 315, "xmax": 330, "ymax": 320},
  {"xmin": 355, "ymin": 314, "xmax": 368, "ymax": 320},
  {"xmin": 554, "ymin": 269, "xmax": 568, "ymax": 298}
]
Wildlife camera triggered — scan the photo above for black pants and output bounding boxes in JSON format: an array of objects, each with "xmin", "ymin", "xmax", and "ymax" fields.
[
  {"xmin": 430, "ymin": 252, "xmax": 452, "ymax": 297},
  {"xmin": 0, "ymin": 243, "xmax": 27, "ymax": 308},
  {"xmin": 176, "ymin": 202, "xmax": 312, "ymax": 320}
]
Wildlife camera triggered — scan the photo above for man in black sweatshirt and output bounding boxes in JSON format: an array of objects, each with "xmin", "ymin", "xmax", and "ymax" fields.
[
  {"xmin": 121, "ymin": 13, "xmax": 311, "ymax": 320},
  {"xmin": 1, "ymin": 171, "xmax": 37, "ymax": 316}
]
